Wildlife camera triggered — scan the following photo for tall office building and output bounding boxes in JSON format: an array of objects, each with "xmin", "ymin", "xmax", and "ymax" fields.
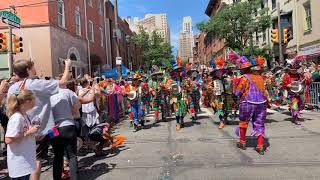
[
  {"xmin": 179, "ymin": 16, "xmax": 194, "ymax": 63},
  {"xmin": 179, "ymin": 32, "xmax": 192, "ymax": 63},
  {"xmin": 130, "ymin": 14, "xmax": 171, "ymax": 44}
]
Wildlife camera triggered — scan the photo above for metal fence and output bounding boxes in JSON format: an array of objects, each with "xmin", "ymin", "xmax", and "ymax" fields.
[{"xmin": 306, "ymin": 82, "xmax": 320, "ymax": 109}]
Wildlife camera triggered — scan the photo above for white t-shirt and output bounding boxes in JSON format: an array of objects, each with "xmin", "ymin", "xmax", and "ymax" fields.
[
  {"xmin": 8, "ymin": 79, "xmax": 59, "ymax": 135},
  {"xmin": 6, "ymin": 112, "xmax": 36, "ymax": 178},
  {"xmin": 79, "ymin": 88, "xmax": 96, "ymax": 113}
]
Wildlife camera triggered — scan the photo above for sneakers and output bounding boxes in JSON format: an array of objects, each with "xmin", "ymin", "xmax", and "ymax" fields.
[
  {"xmin": 133, "ymin": 124, "xmax": 139, "ymax": 132},
  {"xmin": 255, "ymin": 147, "xmax": 265, "ymax": 155},
  {"xmin": 218, "ymin": 122, "xmax": 225, "ymax": 129},
  {"xmin": 236, "ymin": 142, "xmax": 246, "ymax": 150}
]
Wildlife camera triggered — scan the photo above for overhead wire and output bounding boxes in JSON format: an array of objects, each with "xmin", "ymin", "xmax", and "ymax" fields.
[{"xmin": 0, "ymin": 0, "xmax": 57, "ymax": 11}]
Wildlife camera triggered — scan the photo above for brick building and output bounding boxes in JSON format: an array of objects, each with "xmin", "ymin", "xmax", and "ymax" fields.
[{"xmin": 0, "ymin": 0, "xmax": 141, "ymax": 78}]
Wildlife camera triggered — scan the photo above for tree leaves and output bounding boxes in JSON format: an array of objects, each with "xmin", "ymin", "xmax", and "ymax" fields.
[
  {"xmin": 132, "ymin": 26, "xmax": 173, "ymax": 70},
  {"xmin": 196, "ymin": 0, "xmax": 271, "ymax": 51}
]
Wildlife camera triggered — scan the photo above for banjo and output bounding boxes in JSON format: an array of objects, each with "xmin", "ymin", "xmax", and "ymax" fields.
[{"xmin": 289, "ymin": 80, "xmax": 305, "ymax": 95}]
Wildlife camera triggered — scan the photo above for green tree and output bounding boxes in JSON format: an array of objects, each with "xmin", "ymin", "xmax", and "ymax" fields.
[
  {"xmin": 197, "ymin": 0, "xmax": 271, "ymax": 51},
  {"xmin": 132, "ymin": 27, "xmax": 173, "ymax": 70}
]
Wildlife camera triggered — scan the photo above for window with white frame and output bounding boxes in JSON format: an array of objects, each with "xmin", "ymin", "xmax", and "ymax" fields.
[
  {"xmin": 57, "ymin": 0, "xmax": 65, "ymax": 28},
  {"xmin": 98, "ymin": 0, "xmax": 102, "ymax": 15},
  {"xmin": 88, "ymin": 20, "xmax": 94, "ymax": 42},
  {"xmin": 304, "ymin": 2, "xmax": 312, "ymax": 32},
  {"xmin": 100, "ymin": 27, "xmax": 104, "ymax": 47},
  {"xmin": 75, "ymin": 7, "xmax": 81, "ymax": 36},
  {"xmin": 87, "ymin": 0, "xmax": 93, "ymax": 7}
]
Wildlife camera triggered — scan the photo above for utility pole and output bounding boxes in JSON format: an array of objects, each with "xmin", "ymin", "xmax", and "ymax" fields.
[
  {"xmin": 114, "ymin": 0, "xmax": 121, "ymax": 79},
  {"xmin": 277, "ymin": 2, "xmax": 284, "ymax": 65}
]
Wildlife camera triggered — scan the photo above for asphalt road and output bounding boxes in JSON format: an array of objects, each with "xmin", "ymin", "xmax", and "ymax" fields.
[{"xmin": 3, "ymin": 107, "xmax": 320, "ymax": 180}]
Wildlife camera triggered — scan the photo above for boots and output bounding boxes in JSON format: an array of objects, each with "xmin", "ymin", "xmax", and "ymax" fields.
[
  {"xmin": 218, "ymin": 122, "xmax": 225, "ymax": 129},
  {"xmin": 176, "ymin": 123, "xmax": 181, "ymax": 131}
]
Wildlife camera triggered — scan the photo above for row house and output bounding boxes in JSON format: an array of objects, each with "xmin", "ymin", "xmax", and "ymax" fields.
[{"xmin": 0, "ymin": 0, "xmax": 142, "ymax": 78}]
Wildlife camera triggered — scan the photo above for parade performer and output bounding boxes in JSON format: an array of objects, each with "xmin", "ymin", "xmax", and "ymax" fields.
[
  {"xmin": 150, "ymin": 68, "xmax": 163, "ymax": 123},
  {"xmin": 281, "ymin": 58, "xmax": 309, "ymax": 125},
  {"xmin": 231, "ymin": 54, "xmax": 270, "ymax": 155},
  {"xmin": 186, "ymin": 68, "xmax": 201, "ymax": 123},
  {"xmin": 209, "ymin": 57, "xmax": 231, "ymax": 129},
  {"xmin": 202, "ymin": 70, "xmax": 211, "ymax": 108},
  {"xmin": 127, "ymin": 74, "xmax": 145, "ymax": 132},
  {"xmin": 170, "ymin": 63, "xmax": 187, "ymax": 130}
]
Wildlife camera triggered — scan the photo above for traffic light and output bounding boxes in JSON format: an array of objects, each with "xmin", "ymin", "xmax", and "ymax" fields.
[
  {"xmin": 0, "ymin": 32, "xmax": 8, "ymax": 52},
  {"xmin": 271, "ymin": 29, "xmax": 279, "ymax": 44},
  {"xmin": 283, "ymin": 28, "xmax": 290, "ymax": 44},
  {"xmin": 13, "ymin": 35, "xmax": 23, "ymax": 53}
]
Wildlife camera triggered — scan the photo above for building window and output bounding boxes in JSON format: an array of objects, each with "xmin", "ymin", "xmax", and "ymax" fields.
[
  {"xmin": 100, "ymin": 27, "xmax": 104, "ymax": 47},
  {"xmin": 263, "ymin": 31, "xmax": 266, "ymax": 42},
  {"xmin": 57, "ymin": 0, "xmax": 65, "ymax": 28},
  {"xmin": 75, "ymin": 7, "xmax": 81, "ymax": 36},
  {"xmin": 272, "ymin": 0, "xmax": 276, "ymax": 10},
  {"xmin": 304, "ymin": 2, "xmax": 312, "ymax": 32},
  {"xmin": 88, "ymin": 20, "xmax": 94, "ymax": 42},
  {"xmin": 87, "ymin": 0, "xmax": 93, "ymax": 7},
  {"xmin": 98, "ymin": 0, "xmax": 102, "ymax": 15}
]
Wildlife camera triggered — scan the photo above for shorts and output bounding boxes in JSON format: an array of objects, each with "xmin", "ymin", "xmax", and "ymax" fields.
[{"xmin": 36, "ymin": 136, "xmax": 50, "ymax": 160}]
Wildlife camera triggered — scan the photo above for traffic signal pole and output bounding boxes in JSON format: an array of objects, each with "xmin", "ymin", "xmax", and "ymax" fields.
[
  {"xmin": 277, "ymin": 2, "xmax": 284, "ymax": 65},
  {"xmin": 8, "ymin": 26, "xmax": 13, "ymax": 76}
]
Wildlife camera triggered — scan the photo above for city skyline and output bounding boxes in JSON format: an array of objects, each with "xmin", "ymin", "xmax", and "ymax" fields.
[{"xmin": 118, "ymin": 0, "xmax": 209, "ymax": 54}]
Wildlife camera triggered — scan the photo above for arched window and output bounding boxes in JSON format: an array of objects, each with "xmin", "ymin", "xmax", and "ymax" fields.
[{"xmin": 57, "ymin": 0, "xmax": 65, "ymax": 28}]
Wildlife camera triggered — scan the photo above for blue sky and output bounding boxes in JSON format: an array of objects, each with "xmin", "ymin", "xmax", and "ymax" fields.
[{"xmin": 118, "ymin": 0, "xmax": 210, "ymax": 54}]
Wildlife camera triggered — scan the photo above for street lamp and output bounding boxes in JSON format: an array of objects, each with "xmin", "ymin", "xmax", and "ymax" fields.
[{"xmin": 126, "ymin": 35, "xmax": 132, "ymax": 71}]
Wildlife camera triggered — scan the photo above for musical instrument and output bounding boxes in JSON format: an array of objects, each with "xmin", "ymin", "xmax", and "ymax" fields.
[
  {"xmin": 289, "ymin": 81, "xmax": 305, "ymax": 95},
  {"xmin": 127, "ymin": 90, "xmax": 137, "ymax": 100}
]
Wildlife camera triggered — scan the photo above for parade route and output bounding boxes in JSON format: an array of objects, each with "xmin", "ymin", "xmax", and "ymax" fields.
[{"xmin": 37, "ymin": 107, "xmax": 320, "ymax": 180}]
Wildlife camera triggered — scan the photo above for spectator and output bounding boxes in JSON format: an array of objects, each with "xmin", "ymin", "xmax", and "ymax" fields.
[
  {"xmin": 78, "ymin": 79, "xmax": 99, "ymax": 139},
  {"xmin": 0, "ymin": 80, "xmax": 9, "ymax": 103},
  {"xmin": 5, "ymin": 90, "xmax": 39, "ymax": 180},
  {"xmin": 7, "ymin": 59, "xmax": 71, "ymax": 180},
  {"xmin": 50, "ymin": 82, "xmax": 80, "ymax": 180}
]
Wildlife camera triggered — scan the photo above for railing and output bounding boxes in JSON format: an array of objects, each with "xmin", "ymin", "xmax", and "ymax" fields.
[{"xmin": 306, "ymin": 82, "xmax": 320, "ymax": 109}]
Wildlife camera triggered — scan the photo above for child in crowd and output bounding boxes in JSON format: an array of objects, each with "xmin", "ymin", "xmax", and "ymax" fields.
[{"xmin": 5, "ymin": 90, "xmax": 39, "ymax": 179}]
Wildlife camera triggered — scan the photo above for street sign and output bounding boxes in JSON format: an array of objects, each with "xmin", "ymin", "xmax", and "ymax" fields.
[
  {"xmin": 0, "ymin": 11, "xmax": 20, "ymax": 24},
  {"xmin": 2, "ymin": 18, "xmax": 20, "ymax": 28},
  {"xmin": 0, "ymin": 11, "xmax": 21, "ymax": 28},
  {"xmin": 116, "ymin": 57, "xmax": 122, "ymax": 65}
]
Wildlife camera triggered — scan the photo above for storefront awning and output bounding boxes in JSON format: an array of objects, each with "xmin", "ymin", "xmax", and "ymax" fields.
[{"xmin": 298, "ymin": 43, "xmax": 320, "ymax": 59}]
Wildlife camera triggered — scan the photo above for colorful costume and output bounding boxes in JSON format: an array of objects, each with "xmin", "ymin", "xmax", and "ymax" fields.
[
  {"xmin": 281, "ymin": 65, "xmax": 305, "ymax": 124},
  {"xmin": 209, "ymin": 57, "xmax": 234, "ymax": 129},
  {"xmin": 127, "ymin": 74, "xmax": 145, "ymax": 132},
  {"xmin": 186, "ymin": 69, "xmax": 201, "ymax": 123},
  {"xmin": 230, "ymin": 54, "xmax": 268, "ymax": 155},
  {"xmin": 170, "ymin": 63, "xmax": 187, "ymax": 130}
]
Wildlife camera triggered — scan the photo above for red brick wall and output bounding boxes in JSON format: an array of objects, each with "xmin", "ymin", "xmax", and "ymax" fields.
[{"xmin": 86, "ymin": 0, "xmax": 107, "ymax": 65}]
